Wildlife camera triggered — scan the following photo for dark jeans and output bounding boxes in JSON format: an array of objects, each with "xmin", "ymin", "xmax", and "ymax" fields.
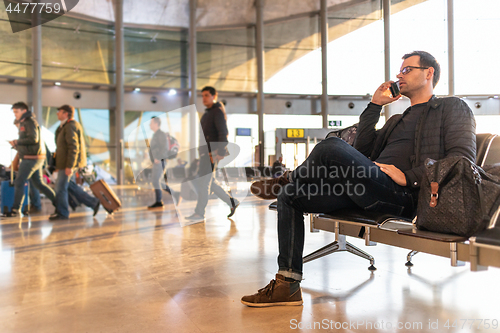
[
  {"xmin": 13, "ymin": 159, "xmax": 56, "ymax": 212},
  {"xmin": 55, "ymin": 169, "xmax": 72, "ymax": 218},
  {"xmin": 277, "ymin": 137, "xmax": 416, "ymax": 281},
  {"xmin": 68, "ymin": 181, "xmax": 99, "ymax": 208},
  {"xmin": 193, "ymin": 153, "xmax": 233, "ymax": 217},
  {"xmin": 151, "ymin": 160, "xmax": 172, "ymax": 203},
  {"xmin": 29, "ymin": 180, "xmax": 42, "ymax": 210}
]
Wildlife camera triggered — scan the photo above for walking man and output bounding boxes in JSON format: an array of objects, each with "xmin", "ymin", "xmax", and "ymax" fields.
[
  {"xmin": 50, "ymin": 105, "xmax": 89, "ymax": 221},
  {"xmin": 6, "ymin": 102, "xmax": 56, "ymax": 217},
  {"xmin": 186, "ymin": 86, "xmax": 239, "ymax": 221}
]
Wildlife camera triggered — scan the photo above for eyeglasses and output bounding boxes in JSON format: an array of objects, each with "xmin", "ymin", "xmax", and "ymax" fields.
[{"xmin": 399, "ymin": 66, "xmax": 429, "ymax": 75}]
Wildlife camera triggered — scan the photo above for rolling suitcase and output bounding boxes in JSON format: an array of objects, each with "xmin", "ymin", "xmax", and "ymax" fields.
[
  {"xmin": 1, "ymin": 168, "xmax": 29, "ymax": 216},
  {"xmin": 89, "ymin": 179, "xmax": 121, "ymax": 214}
]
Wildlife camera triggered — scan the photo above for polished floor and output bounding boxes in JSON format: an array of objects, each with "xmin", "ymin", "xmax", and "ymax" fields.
[{"xmin": 1, "ymin": 184, "xmax": 500, "ymax": 333}]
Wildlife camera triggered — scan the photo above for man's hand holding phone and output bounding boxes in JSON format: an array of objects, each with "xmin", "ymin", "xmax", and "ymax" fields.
[{"xmin": 371, "ymin": 81, "xmax": 401, "ymax": 106}]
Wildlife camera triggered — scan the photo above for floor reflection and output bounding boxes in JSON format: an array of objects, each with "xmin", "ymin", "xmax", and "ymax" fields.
[{"xmin": 0, "ymin": 186, "xmax": 499, "ymax": 332}]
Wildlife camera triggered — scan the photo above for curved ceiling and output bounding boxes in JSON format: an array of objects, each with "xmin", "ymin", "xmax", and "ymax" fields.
[{"xmin": 69, "ymin": 0, "xmax": 360, "ymax": 29}]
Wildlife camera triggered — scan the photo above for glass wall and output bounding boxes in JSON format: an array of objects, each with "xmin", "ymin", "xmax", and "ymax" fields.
[
  {"xmin": 454, "ymin": 0, "xmax": 500, "ymax": 95},
  {"xmin": 124, "ymin": 28, "xmax": 187, "ymax": 88},
  {"xmin": 264, "ymin": 1, "xmax": 383, "ymax": 95},
  {"xmin": 0, "ymin": 10, "xmax": 32, "ymax": 78},
  {"xmin": 327, "ymin": 0, "xmax": 383, "ymax": 95},
  {"xmin": 390, "ymin": 0, "xmax": 448, "ymax": 95},
  {"xmin": 197, "ymin": 27, "xmax": 256, "ymax": 92},
  {"xmin": 2, "ymin": 1, "xmax": 500, "ymax": 97},
  {"xmin": 41, "ymin": 16, "xmax": 115, "ymax": 84},
  {"xmin": 263, "ymin": 15, "xmax": 320, "ymax": 95}
]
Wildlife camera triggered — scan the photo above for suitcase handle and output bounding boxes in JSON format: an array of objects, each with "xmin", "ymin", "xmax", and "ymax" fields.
[{"xmin": 99, "ymin": 191, "xmax": 112, "ymax": 205}]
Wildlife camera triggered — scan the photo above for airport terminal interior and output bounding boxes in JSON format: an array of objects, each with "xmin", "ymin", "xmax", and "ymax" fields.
[{"xmin": 1, "ymin": 0, "xmax": 500, "ymax": 332}]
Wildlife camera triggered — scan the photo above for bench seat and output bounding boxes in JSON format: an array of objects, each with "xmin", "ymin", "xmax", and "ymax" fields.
[
  {"xmin": 473, "ymin": 228, "xmax": 500, "ymax": 247},
  {"xmin": 266, "ymin": 133, "xmax": 500, "ymax": 271}
]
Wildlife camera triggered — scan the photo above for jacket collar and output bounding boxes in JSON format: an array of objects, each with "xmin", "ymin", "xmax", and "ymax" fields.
[
  {"xmin": 59, "ymin": 118, "xmax": 74, "ymax": 128},
  {"xmin": 206, "ymin": 101, "xmax": 222, "ymax": 111},
  {"xmin": 428, "ymin": 95, "xmax": 440, "ymax": 109},
  {"xmin": 20, "ymin": 110, "xmax": 33, "ymax": 121}
]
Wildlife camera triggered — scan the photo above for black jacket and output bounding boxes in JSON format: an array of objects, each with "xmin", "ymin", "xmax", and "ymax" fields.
[
  {"xmin": 354, "ymin": 96, "xmax": 476, "ymax": 189},
  {"xmin": 199, "ymin": 101, "xmax": 229, "ymax": 157},
  {"xmin": 16, "ymin": 111, "xmax": 46, "ymax": 158},
  {"xmin": 150, "ymin": 129, "xmax": 172, "ymax": 162}
]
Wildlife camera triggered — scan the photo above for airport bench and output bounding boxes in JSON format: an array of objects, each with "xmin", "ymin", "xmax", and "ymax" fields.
[{"xmin": 269, "ymin": 133, "xmax": 500, "ymax": 272}]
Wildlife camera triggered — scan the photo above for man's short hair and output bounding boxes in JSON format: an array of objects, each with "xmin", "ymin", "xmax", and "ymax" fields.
[
  {"xmin": 402, "ymin": 51, "xmax": 441, "ymax": 88},
  {"xmin": 151, "ymin": 116, "xmax": 161, "ymax": 126},
  {"xmin": 58, "ymin": 104, "xmax": 74, "ymax": 119},
  {"xmin": 201, "ymin": 86, "xmax": 217, "ymax": 96},
  {"xmin": 12, "ymin": 102, "xmax": 29, "ymax": 111}
]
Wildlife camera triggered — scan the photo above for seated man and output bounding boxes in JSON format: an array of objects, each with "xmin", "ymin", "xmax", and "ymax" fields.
[
  {"xmin": 242, "ymin": 51, "xmax": 476, "ymax": 307},
  {"xmin": 271, "ymin": 155, "xmax": 286, "ymax": 178}
]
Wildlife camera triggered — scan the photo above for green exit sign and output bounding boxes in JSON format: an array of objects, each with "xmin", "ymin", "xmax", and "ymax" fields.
[{"xmin": 329, "ymin": 120, "xmax": 342, "ymax": 127}]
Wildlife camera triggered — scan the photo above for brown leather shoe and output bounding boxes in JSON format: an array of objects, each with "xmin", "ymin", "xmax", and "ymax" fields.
[
  {"xmin": 241, "ymin": 274, "xmax": 303, "ymax": 307},
  {"xmin": 250, "ymin": 171, "xmax": 290, "ymax": 200}
]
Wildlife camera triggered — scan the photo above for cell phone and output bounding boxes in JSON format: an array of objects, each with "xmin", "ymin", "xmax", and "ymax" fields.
[{"xmin": 389, "ymin": 80, "xmax": 400, "ymax": 97}]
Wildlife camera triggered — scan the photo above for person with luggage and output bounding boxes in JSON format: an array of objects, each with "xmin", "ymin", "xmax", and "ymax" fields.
[
  {"xmin": 147, "ymin": 116, "xmax": 180, "ymax": 209},
  {"xmin": 4, "ymin": 102, "xmax": 57, "ymax": 218},
  {"xmin": 241, "ymin": 51, "xmax": 476, "ymax": 307},
  {"xmin": 49, "ymin": 104, "xmax": 91, "ymax": 221},
  {"xmin": 185, "ymin": 86, "xmax": 239, "ymax": 221},
  {"xmin": 67, "ymin": 176, "xmax": 101, "ymax": 216}
]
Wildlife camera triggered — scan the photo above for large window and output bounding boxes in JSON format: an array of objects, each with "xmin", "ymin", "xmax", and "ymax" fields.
[
  {"xmin": 124, "ymin": 28, "xmax": 187, "ymax": 89},
  {"xmin": 41, "ymin": 16, "xmax": 115, "ymax": 84},
  {"xmin": 265, "ymin": 1, "xmax": 383, "ymax": 95},
  {"xmin": 454, "ymin": 0, "xmax": 500, "ymax": 95},
  {"xmin": 265, "ymin": 0, "xmax": 452, "ymax": 96},
  {"xmin": 0, "ymin": 10, "xmax": 31, "ymax": 78},
  {"xmin": 390, "ymin": 0, "xmax": 448, "ymax": 95},
  {"xmin": 197, "ymin": 28, "xmax": 256, "ymax": 92},
  {"xmin": 264, "ymin": 15, "xmax": 320, "ymax": 95},
  {"xmin": 327, "ymin": 0, "xmax": 383, "ymax": 95}
]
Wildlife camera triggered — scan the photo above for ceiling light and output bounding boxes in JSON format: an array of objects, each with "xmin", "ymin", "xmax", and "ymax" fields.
[
  {"xmin": 168, "ymin": 89, "xmax": 177, "ymax": 96},
  {"xmin": 134, "ymin": 88, "xmax": 141, "ymax": 92},
  {"xmin": 54, "ymin": 82, "xmax": 61, "ymax": 86}
]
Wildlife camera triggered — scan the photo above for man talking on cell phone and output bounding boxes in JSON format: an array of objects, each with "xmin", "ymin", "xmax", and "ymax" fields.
[{"xmin": 242, "ymin": 51, "xmax": 476, "ymax": 307}]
